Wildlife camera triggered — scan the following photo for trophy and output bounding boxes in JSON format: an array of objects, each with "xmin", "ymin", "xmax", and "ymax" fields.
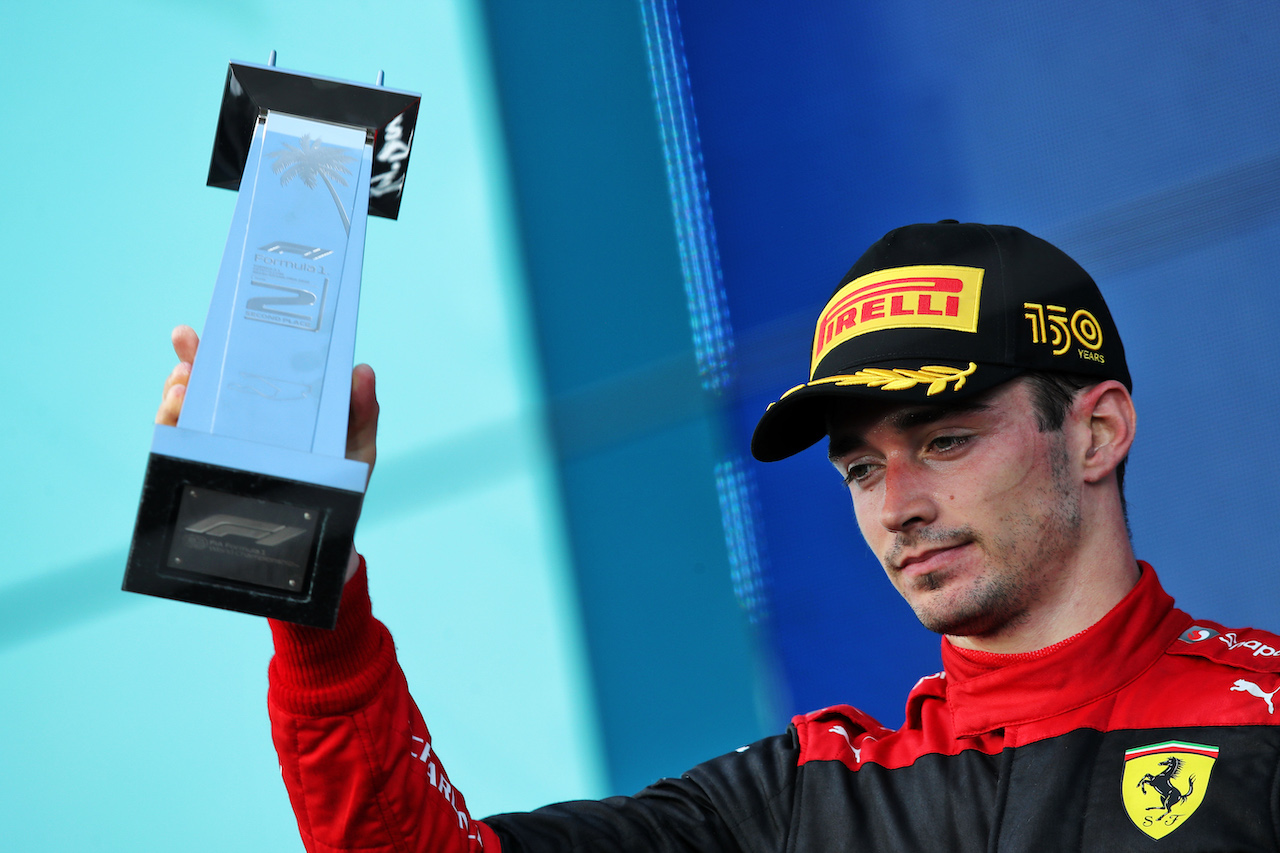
[{"xmin": 123, "ymin": 57, "xmax": 420, "ymax": 628}]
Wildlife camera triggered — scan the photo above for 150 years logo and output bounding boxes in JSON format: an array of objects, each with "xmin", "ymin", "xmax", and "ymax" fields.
[{"xmin": 1023, "ymin": 302, "xmax": 1104, "ymax": 362}]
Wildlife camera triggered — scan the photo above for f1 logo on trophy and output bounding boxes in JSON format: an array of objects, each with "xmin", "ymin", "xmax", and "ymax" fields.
[{"xmin": 123, "ymin": 56, "xmax": 420, "ymax": 628}]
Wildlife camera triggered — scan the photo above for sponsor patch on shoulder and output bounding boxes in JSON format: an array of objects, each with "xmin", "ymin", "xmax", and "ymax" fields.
[
  {"xmin": 1171, "ymin": 623, "xmax": 1280, "ymax": 672},
  {"xmin": 1178, "ymin": 625, "xmax": 1219, "ymax": 643},
  {"xmin": 1215, "ymin": 630, "xmax": 1280, "ymax": 660}
]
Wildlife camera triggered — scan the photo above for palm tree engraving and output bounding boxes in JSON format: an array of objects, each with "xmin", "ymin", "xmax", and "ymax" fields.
[{"xmin": 268, "ymin": 135, "xmax": 357, "ymax": 234}]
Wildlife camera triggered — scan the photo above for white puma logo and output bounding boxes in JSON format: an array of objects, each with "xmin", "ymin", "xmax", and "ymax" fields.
[
  {"xmin": 1231, "ymin": 679, "xmax": 1278, "ymax": 714},
  {"xmin": 828, "ymin": 725, "xmax": 876, "ymax": 763}
]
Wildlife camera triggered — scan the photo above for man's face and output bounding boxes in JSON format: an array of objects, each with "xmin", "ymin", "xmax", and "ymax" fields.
[{"xmin": 827, "ymin": 378, "xmax": 1082, "ymax": 640}]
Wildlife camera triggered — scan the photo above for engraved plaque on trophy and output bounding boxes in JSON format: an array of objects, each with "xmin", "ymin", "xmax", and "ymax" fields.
[{"xmin": 123, "ymin": 60, "xmax": 420, "ymax": 628}]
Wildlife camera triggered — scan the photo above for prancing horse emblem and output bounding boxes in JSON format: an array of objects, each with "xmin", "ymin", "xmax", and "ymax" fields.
[
  {"xmin": 1137, "ymin": 756, "xmax": 1194, "ymax": 814},
  {"xmin": 1121, "ymin": 741, "xmax": 1218, "ymax": 840}
]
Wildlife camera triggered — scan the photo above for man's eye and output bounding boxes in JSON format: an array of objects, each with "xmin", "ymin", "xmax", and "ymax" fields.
[
  {"xmin": 844, "ymin": 462, "xmax": 874, "ymax": 485},
  {"xmin": 929, "ymin": 435, "xmax": 969, "ymax": 453}
]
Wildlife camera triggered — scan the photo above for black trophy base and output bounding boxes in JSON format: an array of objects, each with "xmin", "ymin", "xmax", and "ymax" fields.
[{"xmin": 123, "ymin": 453, "xmax": 363, "ymax": 629}]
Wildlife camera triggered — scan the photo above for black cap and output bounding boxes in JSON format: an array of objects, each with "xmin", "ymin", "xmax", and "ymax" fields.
[{"xmin": 751, "ymin": 221, "xmax": 1131, "ymax": 462}]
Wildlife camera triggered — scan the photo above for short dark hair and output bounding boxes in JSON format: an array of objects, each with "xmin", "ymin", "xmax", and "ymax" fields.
[{"xmin": 1023, "ymin": 371, "xmax": 1128, "ymax": 518}]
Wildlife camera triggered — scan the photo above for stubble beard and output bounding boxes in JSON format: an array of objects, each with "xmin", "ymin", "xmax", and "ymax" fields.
[{"xmin": 899, "ymin": 437, "xmax": 1083, "ymax": 639}]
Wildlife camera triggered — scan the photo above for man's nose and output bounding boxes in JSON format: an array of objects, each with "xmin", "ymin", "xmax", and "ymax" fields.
[{"xmin": 878, "ymin": 456, "xmax": 937, "ymax": 532}]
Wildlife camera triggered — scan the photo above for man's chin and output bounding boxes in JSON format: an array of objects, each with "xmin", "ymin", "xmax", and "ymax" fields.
[
  {"xmin": 905, "ymin": 581, "xmax": 1000, "ymax": 636},
  {"xmin": 912, "ymin": 593, "xmax": 1029, "ymax": 640},
  {"xmin": 916, "ymin": 611, "xmax": 1001, "ymax": 637}
]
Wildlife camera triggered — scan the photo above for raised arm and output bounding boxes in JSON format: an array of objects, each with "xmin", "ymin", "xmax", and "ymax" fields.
[
  {"xmin": 151, "ymin": 326, "xmax": 781, "ymax": 853},
  {"xmin": 153, "ymin": 325, "xmax": 494, "ymax": 851}
]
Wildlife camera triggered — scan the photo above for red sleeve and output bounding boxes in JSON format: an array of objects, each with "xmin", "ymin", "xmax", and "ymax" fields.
[{"xmin": 267, "ymin": 556, "xmax": 503, "ymax": 853}]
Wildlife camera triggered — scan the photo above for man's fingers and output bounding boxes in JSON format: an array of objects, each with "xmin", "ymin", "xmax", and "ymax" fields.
[
  {"xmin": 344, "ymin": 366, "xmax": 378, "ymax": 583},
  {"xmin": 156, "ymin": 325, "xmax": 199, "ymax": 426},
  {"xmin": 156, "ymin": 369, "xmax": 188, "ymax": 425},
  {"xmin": 347, "ymin": 364, "xmax": 379, "ymax": 475},
  {"xmin": 172, "ymin": 324, "xmax": 199, "ymax": 364},
  {"xmin": 156, "ymin": 328, "xmax": 380, "ymax": 475},
  {"xmin": 161, "ymin": 360, "xmax": 191, "ymax": 398}
]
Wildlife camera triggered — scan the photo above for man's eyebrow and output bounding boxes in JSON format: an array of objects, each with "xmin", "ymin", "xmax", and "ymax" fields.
[{"xmin": 827, "ymin": 398, "xmax": 993, "ymax": 461}]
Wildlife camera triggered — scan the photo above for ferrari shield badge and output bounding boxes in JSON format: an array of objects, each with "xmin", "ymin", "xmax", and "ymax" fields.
[{"xmin": 1122, "ymin": 741, "xmax": 1218, "ymax": 839}]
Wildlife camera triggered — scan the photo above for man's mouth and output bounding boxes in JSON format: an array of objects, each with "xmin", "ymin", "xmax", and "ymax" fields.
[{"xmin": 892, "ymin": 542, "xmax": 972, "ymax": 576}]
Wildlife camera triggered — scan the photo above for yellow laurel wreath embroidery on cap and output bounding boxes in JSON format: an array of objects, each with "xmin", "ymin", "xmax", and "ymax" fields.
[{"xmin": 808, "ymin": 362, "xmax": 977, "ymax": 396}]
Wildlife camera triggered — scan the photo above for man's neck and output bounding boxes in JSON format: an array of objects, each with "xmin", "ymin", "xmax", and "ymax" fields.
[{"xmin": 947, "ymin": 520, "xmax": 1140, "ymax": 655}]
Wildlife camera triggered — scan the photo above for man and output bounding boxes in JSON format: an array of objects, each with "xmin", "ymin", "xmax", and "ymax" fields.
[{"xmin": 159, "ymin": 221, "xmax": 1280, "ymax": 850}]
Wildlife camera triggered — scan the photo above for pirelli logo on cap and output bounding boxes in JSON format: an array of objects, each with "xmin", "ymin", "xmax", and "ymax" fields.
[{"xmin": 811, "ymin": 265, "xmax": 984, "ymax": 375}]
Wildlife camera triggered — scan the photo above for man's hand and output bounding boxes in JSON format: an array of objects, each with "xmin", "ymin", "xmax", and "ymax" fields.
[
  {"xmin": 155, "ymin": 324, "xmax": 380, "ymax": 583},
  {"xmin": 155, "ymin": 325, "xmax": 199, "ymax": 427},
  {"xmin": 347, "ymin": 363, "xmax": 379, "ymax": 474},
  {"xmin": 155, "ymin": 324, "xmax": 380, "ymax": 473}
]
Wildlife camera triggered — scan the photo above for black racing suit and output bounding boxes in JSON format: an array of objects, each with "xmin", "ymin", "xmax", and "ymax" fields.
[{"xmin": 269, "ymin": 563, "xmax": 1280, "ymax": 851}]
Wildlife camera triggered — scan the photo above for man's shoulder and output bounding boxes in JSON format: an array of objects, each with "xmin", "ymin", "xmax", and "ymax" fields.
[
  {"xmin": 788, "ymin": 704, "xmax": 895, "ymax": 771},
  {"xmin": 791, "ymin": 703, "xmax": 894, "ymax": 736},
  {"xmin": 1165, "ymin": 620, "xmax": 1280, "ymax": 674},
  {"xmin": 1118, "ymin": 618, "xmax": 1280, "ymax": 728},
  {"xmin": 790, "ymin": 673, "xmax": 952, "ymax": 769}
]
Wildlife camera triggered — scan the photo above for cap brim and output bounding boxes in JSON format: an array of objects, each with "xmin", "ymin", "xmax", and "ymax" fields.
[{"xmin": 749, "ymin": 361, "xmax": 1022, "ymax": 462}]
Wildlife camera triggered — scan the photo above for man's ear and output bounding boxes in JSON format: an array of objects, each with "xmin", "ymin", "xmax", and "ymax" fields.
[{"xmin": 1074, "ymin": 381, "xmax": 1137, "ymax": 484}]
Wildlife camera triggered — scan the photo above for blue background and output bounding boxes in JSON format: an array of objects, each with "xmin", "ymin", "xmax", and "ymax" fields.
[
  {"xmin": 676, "ymin": 0, "xmax": 1280, "ymax": 725},
  {"xmin": 2, "ymin": 1, "xmax": 1278, "ymax": 849}
]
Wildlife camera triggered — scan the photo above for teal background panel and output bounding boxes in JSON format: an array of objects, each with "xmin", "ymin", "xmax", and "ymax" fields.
[
  {"xmin": 479, "ymin": 1, "xmax": 772, "ymax": 798},
  {"xmin": 0, "ymin": 0, "xmax": 607, "ymax": 848}
]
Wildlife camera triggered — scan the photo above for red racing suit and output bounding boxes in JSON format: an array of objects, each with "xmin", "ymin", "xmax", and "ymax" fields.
[{"xmin": 268, "ymin": 561, "xmax": 1280, "ymax": 851}]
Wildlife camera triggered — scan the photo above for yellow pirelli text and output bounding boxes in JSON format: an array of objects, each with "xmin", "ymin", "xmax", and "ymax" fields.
[{"xmin": 811, "ymin": 265, "xmax": 984, "ymax": 374}]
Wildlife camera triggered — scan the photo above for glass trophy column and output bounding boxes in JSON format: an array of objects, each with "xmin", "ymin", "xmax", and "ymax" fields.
[{"xmin": 123, "ymin": 62, "xmax": 420, "ymax": 628}]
